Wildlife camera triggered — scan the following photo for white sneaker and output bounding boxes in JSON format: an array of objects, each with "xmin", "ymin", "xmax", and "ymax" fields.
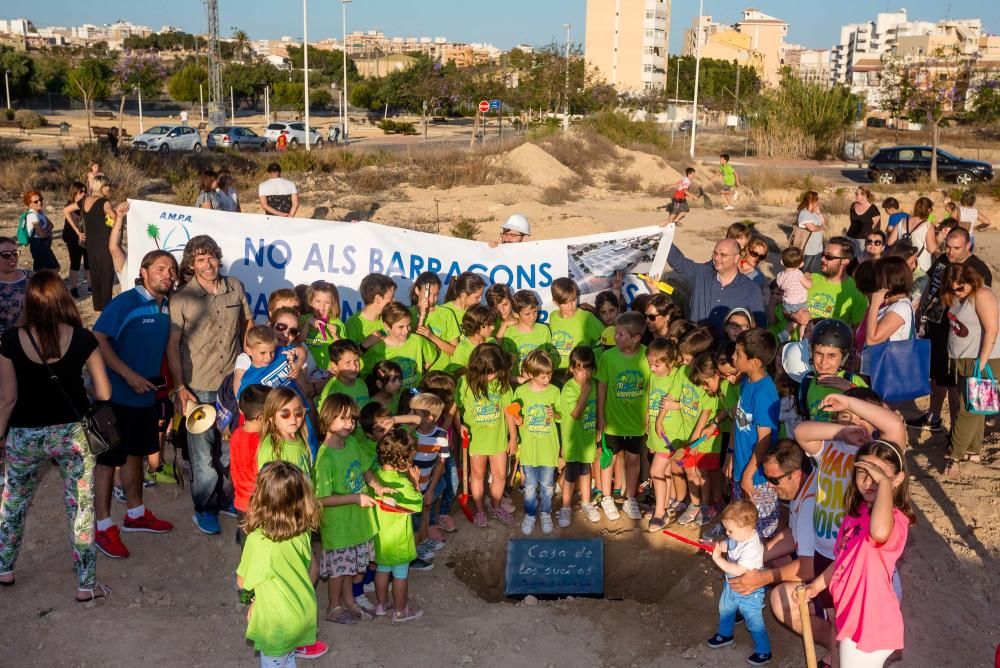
[
  {"xmin": 557, "ymin": 507, "xmax": 572, "ymax": 528},
  {"xmin": 539, "ymin": 512, "xmax": 554, "ymax": 535},
  {"xmin": 733, "ymin": 189, "xmax": 740, "ymax": 202},
  {"xmin": 724, "ymin": 204, "xmax": 734, "ymax": 210},
  {"xmin": 622, "ymin": 497, "xmax": 642, "ymax": 520},
  {"xmin": 521, "ymin": 514, "xmax": 536, "ymax": 536},
  {"xmin": 355, "ymin": 594, "xmax": 376, "ymax": 614},
  {"xmin": 600, "ymin": 496, "xmax": 620, "ymax": 521},
  {"xmin": 581, "ymin": 502, "xmax": 601, "ymax": 523}
]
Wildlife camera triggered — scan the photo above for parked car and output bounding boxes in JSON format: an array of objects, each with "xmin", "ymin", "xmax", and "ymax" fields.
[
  {"xmin": 867, "ymin": 145, "xmax": 994, "ymax": 186},
  {"xmin": 131, "ymin": 125, "xmax": 203, "ymax": 153},
  {"xmin": 206, "ymin": 125, "xmax": 270, "ymax": 151},
  {"xmin": 678, "ymin": 120, "xmax": 692, "ymax": 133},
  {"xmin": 263, "ymin": 122, "xmax": 324, "ymax": 147}
]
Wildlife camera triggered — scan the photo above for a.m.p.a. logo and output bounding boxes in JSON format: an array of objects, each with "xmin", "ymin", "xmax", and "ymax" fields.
[{"xmin": 147, "ymin": 211, "xmax": 194, "ymax": 254}]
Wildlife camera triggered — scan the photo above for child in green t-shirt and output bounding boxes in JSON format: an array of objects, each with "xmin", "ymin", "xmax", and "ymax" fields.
[
  {"xmin": 559, "ymin": 346, "xmax": 601, "ymax": 527},
  {"xmin": 372, "ymin": 427, "xmax": 425, "ymax": 623},
  {"xmin": 548, "ymin": 277, "xmax": 604, "ymax": 375},
  {"xmin": 456, "ymin": 342, "xmax": 518, "ymax": 528},
  {"xmin": 302, "ymin": 281, "xmax": 347, "ymax": 389},
  {"xmin": 365, "ymin": 360, "xmax": 404, "ymax": 415},
  {"xmin": 257, "ymin": 387, "xmax": 313, "ymax": 475},
  {"xmin": 502, "ymin": 289, "xmax": 553, "ymax": 380},
  {"xmin": 424, "ymin": 271, "xmax": 486, "ymax": 372},
  {"xmin": 318, "ymin": 339, "xmax": 369, "ymax": 413},
  {"xmin": 644, "ymin": 338, "xmax": 681, "ymax": 531},
  {"xmin": 313, "ymin": 393, "xmax": 393, "ymax": 625},
  {"xmin": 362, "ymin": 302, "xmax": 439, "ymax": 395},
  {"xmin": 345, "ymin": 273, "xmax": 396, "ymax": 348},
  {"xmin": 237, "ymin": 461, "xmax": 326, "ymax": 662},
  {"xmin": 595, "ymin": 312, "xmax": 650, "ymax": 523},
  {"xmin": 447, "ymin": 304, "xmax": 496, "ymax": 375},
  {"xmin": 718, "ymin": 152, "xmax": 739, "ymax": 210},
  {"xmin": 512, "ymin": 350, "xmax": 562, "ymax": 535}
]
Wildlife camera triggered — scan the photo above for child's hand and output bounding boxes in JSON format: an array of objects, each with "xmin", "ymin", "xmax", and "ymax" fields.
[
  {"xmin": 507, "ymin": 438, "xmax": 518, "ymax": 456},
  {"xmin": 544, "ymin": 406, "xmax": 555, "ymax": 423},
  {"xmin": 357, "ymin": 493, "xmax": 376, "ymax": 508},
  {"xmin": 371, "ymin": 482, "xmax": 393, "ymax": 497},
  {"xmin": 712, "ymin": 541, "xmax": 726, "ymax": 559},
  {"xmin": 854, "ymin": 459, "xmax": 892, "ymax": 484},
  {"xmin": 407, "ymin": 465, "xmax": 421, "ymax": 486},
  {"xmin": 513, "ymin": 414, "xmax": 523, "ymax": 426},
  {"xmin": 722, "ymin": 456, "xmax": 733, "ymax": 481},
  {"xmin": 376, "ymin": 416, "xmax": 395, "ymax": 433},
  {"xmin": 835, "ymin": 425, "xmax": 871, "ymax": 446},
  {"xmin": 416, "ymin": 324, "xmax": 432, "ymax": 338},
  {"xmin": 794, "ymin": 583, "xmax": 821, "ymax": 604}
]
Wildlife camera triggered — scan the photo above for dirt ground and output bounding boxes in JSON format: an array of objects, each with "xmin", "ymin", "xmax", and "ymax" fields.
[{"xmin": 1, "ymin": 139, "xmax": 999, "ymax": 667}]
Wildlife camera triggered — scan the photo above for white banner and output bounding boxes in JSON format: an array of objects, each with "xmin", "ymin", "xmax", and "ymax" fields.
[{"xmin": 126, "ymin": 200, "xmax": 674, "ymax": 322}]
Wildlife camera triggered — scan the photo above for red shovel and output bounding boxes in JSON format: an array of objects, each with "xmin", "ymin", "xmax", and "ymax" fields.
[
  {"xmin": 662, "ymin": 528, "xmax": 714, "ymax": 554},
  {"xmin": 458, "ymin": 430, "xmax": 475, "ymax": 523},
  {"xmin": 376, "ymin": 497, "xmax": 415, "ymax": 515}
]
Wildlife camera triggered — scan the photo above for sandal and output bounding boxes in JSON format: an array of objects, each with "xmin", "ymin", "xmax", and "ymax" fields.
[
  {"xmin": 76, "ymin": 582, "xmax": 111, "ymax": 602},
  {"xmin": 346, "ymin": 605, "xmax": 373, "ymax": 621},
  {"xmin": 326, "ymin": 606, "xmax": 359, "ymax": 625},
  {"xmin": 0, "ymin": 571, "xmax": 14, "ymax": 587},
  {"xmin": 966, "ymin": 454, "xmax": 982, "ymax": 464},
  {"xmin": 943, "ymin": 458, "xmax": 960, "ymax": 478}
]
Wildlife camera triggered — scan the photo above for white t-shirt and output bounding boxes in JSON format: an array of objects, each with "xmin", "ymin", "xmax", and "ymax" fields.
[
  {"xmin": 725, "ymin": 532, "xmax": 764, "ymax": 579},
  {"xmin": 258, "ymin": 177, "xmax": 297, "ymax": 214},
  {"xmin": 810, "ymin": 439, "xmax": 858, "ymax": 559},
  {"xmin": 25, "ymin": 210, "xmax": 52, "ymax": 237},
  {"xmin": 860, "ymin": 300, "xmax": 913, "ymax": 375},
  {"xmin": 789, "ymin": 470, "xmax": 817, "ymax": 558},
  {"xmin": 797, "ymin": 209, "xmax": 824, "ymax": 256}
]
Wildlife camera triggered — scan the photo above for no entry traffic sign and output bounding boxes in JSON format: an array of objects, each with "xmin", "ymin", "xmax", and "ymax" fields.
[{"xmin": 479, "ymin": 100, "xmax": 490, "ymax": 113}]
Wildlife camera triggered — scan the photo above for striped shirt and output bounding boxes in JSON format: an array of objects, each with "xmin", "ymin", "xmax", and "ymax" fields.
[{"xmin": 413, "ymin": 426, "xmax": 449, "ymax": 493}]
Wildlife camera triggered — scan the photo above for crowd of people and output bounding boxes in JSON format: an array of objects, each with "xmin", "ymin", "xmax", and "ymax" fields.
[{"xmin": 0, "ymin": 164, "xmax": 996, "ymax": 667}]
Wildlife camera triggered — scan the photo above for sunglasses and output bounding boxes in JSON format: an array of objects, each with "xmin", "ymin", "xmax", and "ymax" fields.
[
  {"xmin": 272, "ymin": 322, "xmax": 301, "ymax": 337},
  {"xmin": 0, "ymin": 250, "xmax": 19, "ymax": 260},
  {"xmin": 726, "ymin": 321, "xmax": 750, "ymax": 330},
  {"xmin": 31, "ymin": 198, "xmax": 43, "ymax": 204},
  {"xmin": 765, "ymin": 470, "xmax": 794, "ymax": 486},
  {"xmin": 865, "ymin": 239, "xmax": 883, "ymax": 246},
  {"xmin": 277, "ymin": 408, "xmax": 306, "ymax": 420},
  {"xmin": 821, "ymin": 253, "xmax": 846, "ymax": 261},
  {"xmin": 645, "ymin": 312, "xmax": 662, "ymax": 321},
  {"xmin": 746, "ymin": 250, "xmax": 766, "ymax": 260}
]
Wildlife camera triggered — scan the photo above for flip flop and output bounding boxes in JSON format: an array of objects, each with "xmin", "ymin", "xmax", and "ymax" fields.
[{"xmin": 76, "ymin": 582, "xmax": 111, "ymax": 602}]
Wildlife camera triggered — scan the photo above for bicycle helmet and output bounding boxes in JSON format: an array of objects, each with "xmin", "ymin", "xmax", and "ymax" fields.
[{"xmin": 810, "ymin": 318, "xmax": 853, "ymax": 356}]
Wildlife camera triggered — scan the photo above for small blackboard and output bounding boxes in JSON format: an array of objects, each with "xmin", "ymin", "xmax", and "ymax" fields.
[{"xmin": 504, "ymin": 538, "xmax": 604, "ymax": 598}]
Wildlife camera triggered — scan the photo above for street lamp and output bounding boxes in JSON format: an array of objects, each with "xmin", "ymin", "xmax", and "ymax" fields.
[
  {"xmin": 342, "ymin": 0, "xmax": 352, "ymax": 144},
  {"xmin": 4, "ymin": 70, "xmax": 10, "ymax": 110},
  {"xmin": 303, "ymin": 0, "xmax": 311, "ymax": 151},
  {"xmin": 562, "ymin": 23, "xmax": 571, "ymax": 132},
  {"xmin": 689, "ymin": 0, "xmax": 704, "ymax": 159}
]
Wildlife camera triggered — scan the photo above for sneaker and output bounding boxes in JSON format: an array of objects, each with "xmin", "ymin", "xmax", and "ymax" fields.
[
  {"xmin": 539, "ymin": 512, "xmax": 554, "ymax": 534},
  {"xmin": 647, "ymin": 516, "xmax": 666, "ymax": 532},
  {"xmin": 695, "ymin": 506, "xmax": 715, "ymax": 527},
  {"xmin": 113, "ymin": 486, "xmax": 127, "ymax": 504},
  {"xmin": 557, "ymin": 507, "xmax": 572, "ymax": 528},
  {"xmin": 521, "ymin": 514, "xmax": 536, "ymax": 535},
  {"xmin": 219, "ymin": 503, "xmax": 238, "ymax": 518},
  {"xmin": 192, "ymin": 512, "xmax": 221, "ymax": 535},
  {"xmin": 123, "ymin": 509, "xmax": 174, "ymax": 533},
  {"xmin": 326, "ymin": 607, "xmax": 359, "ymax": 625},
  {"xmin": 600, "ymin": 496, "xmax": 620, "ymax": 521},
  {"xmin": 906, "ymin": 412, "xmax": 943, "ymax": 433},
  {"xmin": 666, "ymin": 501, "xmax": 687, "ymax": 520},
  {"xmin": 706, "ymin": 633, "xmax": 734, "ymax": 649},
  {"xmin": 677, "ymin": 504, "xmax": 701, "ymax": 526},
  {"xmin": 419, "ymin": 538, "xmax": 446, "ymax": 553},
  {"xmin": 581, "ymin": 502, "xmax": 601, "ymax": 523},
  {"xmin": 295, "ymin": 640, "xmax": 330, "ymax": 659},
  {"xmin": 355, "ymin": 595, "xmax": 377, "ymax": 614},
  {"xmin": 392, "ymin": 606, "xmax": 424, "ymax": 624},
  {"xmin": 95, "ymin": 525, "xmax": 130, "ymax": 559},
  {"xmin": 143, "ymin": 471, "xmax": 157, "ymax": 488},
  {"xmin": 437, "ymin": 514, "xmax": 457, "ymax": 533},
  {"xmin": 747, "ymin": 652, "xmax": 772, "ymax": 666},
  {"xmin": 409, "ymin": 558, "xmax": 434, "ymax": 572},
  {"xmin": 374, "ymin": 601, "xmax": 394, "ymax": 617},
  {"xmin": 473, "ymin": 511, "xmax": 488, "ymax": 528},
  {"xmin": 362, "ymin": 581, "xmax": 376, "ymax": 594},
  {"xmin": 489, "ymin": 505, "xmax": 514, "ymax": 526},
  {"xmin": 621, "ymin": 497, "xmax": 642, "ymax": 520},
  {"xmin": 428, "ymin": 525, "xmax": 446, "ymax": 543},
  {"xmin": 416, "ymin": 545, "xmax": 437, "ymax": 561},
  {"xmin": 724, "ymin": 205, "xmax": 734, "ymax": 211}
]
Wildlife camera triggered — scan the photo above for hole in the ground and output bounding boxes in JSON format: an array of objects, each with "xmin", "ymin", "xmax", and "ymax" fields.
[{"xmin": 446, "ymin": 529, "xmax": 705, "ymax": 604}]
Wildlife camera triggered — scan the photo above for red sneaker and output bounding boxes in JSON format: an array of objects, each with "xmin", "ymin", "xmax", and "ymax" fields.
[
  {"xmin": 122, "ymin": 509, "xmax": 174, "ymax": 534},
  {"xmin": 294, "ymin": 640, "xmax": 329, "ymax": 659},
  {"xmin": 96, "ymin": 525, "xmax": 130, "ymax": 558}
]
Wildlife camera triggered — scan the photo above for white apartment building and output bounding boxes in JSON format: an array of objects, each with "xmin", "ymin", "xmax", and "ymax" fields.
[
  {"xmin": 0, "ymin": 18, "xmax": 29, "ymax": 35},
  {"xmin": 585, "ymin": 0, "xmax": 671, "ymax": 92}
]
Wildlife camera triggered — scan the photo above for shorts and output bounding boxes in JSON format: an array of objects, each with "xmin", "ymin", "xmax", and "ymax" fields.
[
  {"xmin": 563, "ymin": 461, "xmax": 591, "ymax": 483},
  {"xmin": 731, "ymin": 481, "xmax": 779, "ymax": 539},
  {"xmin": 155, "ymin": 396, "xmax": 174, "ymax": 430},
  {"xmin": 671, "ymin": 199, "xmax": 690, "ymax": 213},
  {"xmin": 605, "ymin": 434, "xmax": 644, "ymax": 455},
  {"xmin": 783, "ymin": 302, "xmax": 807, "ymax": 316},
  {"xmin": 376, "ymin": 562, "xmax": 410, "ymax": 579},
  {"xmin": 811, "ymin": 552, "xmax": 835, "ymax": 612},
  {"xmin": 97, "ymin": 403, "xmax": 159, "ymax": 468},
  {"xmin": 319, "ymin": 540, "xmax": 375, "ymax": 578},
  {"xmin": 682, "ymin": 451, "xmax": 721, "ymax": 472},
  {"xmin": 721, "ymin": 184, "xmax": 734, "ymax": 192}
]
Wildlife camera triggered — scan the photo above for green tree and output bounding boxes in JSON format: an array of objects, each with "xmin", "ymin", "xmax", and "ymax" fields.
[
  {"xmin": 223, "ymin": 61, "xmax": 282, "ymax": 109},
  {"xmin": 349, "ymin": 79, "xmax": 380, "ymax": 110},
  {"xmin": 0, "ymin": 47, "xmax": 33, "ymax": 102},
  {"xmin": 273, "ymin": 82, "xmax": 305, "ymax": 112},
  {"xmin": 65, "ymin": 58, "xmax": 114, "ymax": 139},
  {"xmin": 231, "ymin": 28, "xmax": 251, "ymax": 62},
  {"xmin": 29, "ymin": 54, "xmax": 69, "ymax": 95},
  {"xmin": 879, "ymin": 54, "xmax": 914, "ymax": 142},
  {"xmin": 113, "ymin": 52, "xmax": 167, "ymax": 134},
  {"xmin": 905, "ymin": 47, "xmax": 971, "ymax": 182},
  {"xmin": 969, "ymin": 84, "xmax": 1000, "ymax": 124},
  {"xmin": 168, "ymin": 63, "xmax": 209, "ymax": 104}
]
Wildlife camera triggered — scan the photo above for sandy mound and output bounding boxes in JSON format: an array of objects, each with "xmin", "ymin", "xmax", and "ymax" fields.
[
  {"xmin": 612, "ymin": 146, "xmax": 684, "ymax": 190},
  {"xmin": 506, "ymin": 142, "xmax": 576, "ymax": 189}
]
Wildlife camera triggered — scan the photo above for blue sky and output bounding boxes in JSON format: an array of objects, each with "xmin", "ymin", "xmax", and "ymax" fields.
[{"xmin": 5, "ymin": 1, "xmax": 998, "ymax": 51}]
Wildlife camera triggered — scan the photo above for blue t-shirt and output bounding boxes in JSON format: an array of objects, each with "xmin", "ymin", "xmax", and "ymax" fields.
[
  {"xmin": 886, "ymin": 212, "xmax": 909, "ymax": 231},
  {"xmin": 240, "ymin": 345, "xmax": 319, "ymax": 457},
  {"xmin": 732, "ymin": 375, "xmax": 779, "ymax": 487},
  {"xmin": 93, "ymin": 286, "xmax": 170, "ymax": 408}
]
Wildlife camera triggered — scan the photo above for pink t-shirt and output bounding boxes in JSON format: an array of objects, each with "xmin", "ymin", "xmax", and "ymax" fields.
[
  {"xmin": 776, "ymin": 268, "xmax": 808, "ymax": 306},
  {"xmin": 829, "ymin": 504, "xmax": 909, "ymax": 652}
]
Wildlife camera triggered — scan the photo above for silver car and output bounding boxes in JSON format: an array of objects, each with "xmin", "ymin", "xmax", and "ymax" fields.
[
  {"xmin": 132, "ymin": 125, "xmax": 203, "ymax": 153},
  {"xmin": 206, "ymin": 125, "xmax": 270, "ymax": 151},
  {"xmin": 264, "ymin": 121, "xmax": 324, "ymax": 148}
]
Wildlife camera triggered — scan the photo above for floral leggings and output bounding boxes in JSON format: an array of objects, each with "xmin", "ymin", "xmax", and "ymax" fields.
[{"xmin": 0, "ymin": 423, "xmax": 96, "ymax": 589}]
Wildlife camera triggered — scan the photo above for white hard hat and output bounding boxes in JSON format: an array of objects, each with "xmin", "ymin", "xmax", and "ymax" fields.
[
  {"xmin": 501, "ymin": 214, "xmax": 531, "ymax": 235},
  {"xmin": 781, "ymin": 340, "xmax": 813, "ymax": 384}
]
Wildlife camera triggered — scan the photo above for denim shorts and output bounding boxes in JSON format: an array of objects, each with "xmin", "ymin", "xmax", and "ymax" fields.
[{"xmin": 376, "ymin": 562, "xmax": 410, "ymax": 579}]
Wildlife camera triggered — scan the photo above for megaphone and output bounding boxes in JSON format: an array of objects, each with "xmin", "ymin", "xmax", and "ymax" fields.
[{"xmin": 184, "ymin": 401, "xmax": 217, "ymax": 435}]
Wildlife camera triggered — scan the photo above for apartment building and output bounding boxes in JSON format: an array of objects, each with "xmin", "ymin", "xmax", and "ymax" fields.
[
  {"xmin": 681, "ymin": 8, "xmax": 787, "ymax": 87},
  {"xmin": 585, "ymin": 0, "xmax": 671, "ymax": 92},
  {"xmin": 783, "ymin": 46, "xmax": 832, "ymax": 86}
]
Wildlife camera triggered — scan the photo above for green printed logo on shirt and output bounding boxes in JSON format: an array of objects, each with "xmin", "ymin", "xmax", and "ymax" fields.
[
  {"xmin": 396, "ymin": 357, "xmax": 418, "ymax": 388},
  {"xmin": 473, "ymin": 395, "xmax": 502, "ymax": 423},
  {"xmin": 343, "ymin": 459, "xmax": 365, "ymax": 494},
  {"xmin": 551, "ymin": 329, "xmax": 573, "ymax": 359},
  {"xmin": 615, "ymin": 369, "xmax": 646, "ymax": 400},
  {"xmin": 524, "ymin": 403, "xmax": 551, "ymax": 434},
  {"xmin": 807, "ymin": 291, "xmax": 837, "ymax": 318}
]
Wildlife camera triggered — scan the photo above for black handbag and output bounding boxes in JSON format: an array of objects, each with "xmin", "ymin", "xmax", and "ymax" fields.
[{"xmin": 24, "ymin": 329, "xmax": 121, "ymax": 456}]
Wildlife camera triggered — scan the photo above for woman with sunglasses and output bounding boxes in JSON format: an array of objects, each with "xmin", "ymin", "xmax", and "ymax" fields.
[
  {"xmin": 22, "ymin": 191, "xmax": 59, "ymax": 273},
  {"xmin": 847, "ymin": 230, "xmax": 886, "ymax": 278},
  {"xmin": 942, "ymin": 263, "xmax": 1000, "ymax": 477},
  {"xmin": 643, "ymin": 294, "xmax": 681, "ymax": 341},
  {"xmin": 739, "ymin": 236, "xmax": 771, "ymax": 305},
  {"xmin": 0, "ymin": 237, "xmax": 31, "ymax": 335}
]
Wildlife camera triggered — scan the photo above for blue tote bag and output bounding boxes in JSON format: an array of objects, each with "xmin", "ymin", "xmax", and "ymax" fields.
[{"xmin": 868, "ymin": 303, "xmax": 931, "ymax": 404}]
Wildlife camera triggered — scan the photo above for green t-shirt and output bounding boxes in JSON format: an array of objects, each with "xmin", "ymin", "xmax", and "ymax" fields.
[
  {"xmin": 501, "ymin": 323, "xmax": 553, "ymax": 376},
  {"xmin": 720, "ymin": 162, "xmax": 736, "ymax": 186},
  {"xmin": 426, "ymin": 302, "xmax": 464, "ymax": 371},
  {"xmin": 301, "ymin": 315, "xmax": 346, "ymax": 372},
  {"xmin": 237, "ymin": 530, "xmax": 316, "ymax": 656},
  {"xmin": 693, "ymin": 390, "xmax": 723, "ymax": 454},
  {"xmin": 345, "ymin": 311, "xmax": 383, "ymax": 345},
  {"xmin": 595, "ymin": 345, "xmax": 650, "ymax": 436},
  {"xmin": 548, "ymin": 309, "xmax": 604, "ymax": 370},
  {"xmin": 318, "ymin": 376, "xmax": 370, "ymax": 413},
  {"xmin": 659, "ymin": 365, "xmax": 706, "ymax": 449},
  {"xmin": 805, "ymin": 371, "xmax": 868, "ymax": 422},
  {"xmin": 560, "ymin": 378, "xmax": 597, "ymax": 464},
  {"xmin": 646, "ymin": 368, "xmax": 679, "ymax": 453},
  {"xmin": 312, "ymin": 437, "xmax": 377, "ymax": 550},
  {"xmin": 804, "ymin": 274, "xmax": 868, "ymax": 326},
  {"xmin": 363, "ymin": 334, "xmax": 439, "ymax": 392},
  {"xmin": 257, "ymin": 436, "xmax": 312, "ymax": 476},
  {"xmin": 719, "ymin": 379, "xmax": 740, "ymax": 433},
  {"xmin": 513, "ymin": 383, "xmax": 562, "ymax": 467},
  {"xmin": 447, "ymin": 336, "xmax": 495, "ymax": 374},
  {"xmin": 372, "ymin": 468, "xmax": 423, "ymax": 566},
  {"xmin": 457, "ymin": 377, "xmax": 514, "ymax": 456}
]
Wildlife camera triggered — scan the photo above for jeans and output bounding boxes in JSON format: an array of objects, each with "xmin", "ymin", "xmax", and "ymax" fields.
[
  {"xmin": 187, "ymin": 389, "xmax": 232, "ymax": 514},
  {"xmin": 419, "ymin": 476, "xmax": 446, "ymax": 528},
  {"xmin": 522, "ymin": 465, "xmax": 556, "ymax": 517},
  {"xmin": 438, "ymin": 456, "xmax": 458, "ymax": 515},
  {"xmin": 260, "ymin": 652, "xmax": 296, "ymax": 668},
  {"xmin": 718, "ymin": 580, "xmax": 770, "ymax": 655}
]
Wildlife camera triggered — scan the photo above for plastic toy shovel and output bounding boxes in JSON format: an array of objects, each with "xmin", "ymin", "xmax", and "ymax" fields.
[
  {"xmin": 668, "ymin": 428, "xmax": 720, "ymax": 461},
  {"xmin": 376, "ymin": 497, "xmax": 415, "ymax": 515},
  {"xmin": 458, "ymin": 430, "xmax": 475, "ymax": 523},
  {"xmin": 662, "ymin": 528, "xmax": 714, "ymax": 554}
]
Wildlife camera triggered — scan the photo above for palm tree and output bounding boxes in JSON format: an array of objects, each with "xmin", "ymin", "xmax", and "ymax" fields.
[
  {"xmin": 146, "ymin": 223, "xmax": 161, "ymax": 249},
  {"xmin": 232, "ymin": 28, "xmax": 250, "ymax": 63}
]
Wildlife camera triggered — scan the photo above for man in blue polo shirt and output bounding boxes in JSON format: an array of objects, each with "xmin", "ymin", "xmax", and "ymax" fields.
[{"xmin": 92, "ymin": 250, "xmax": 178, "ymax": 559}]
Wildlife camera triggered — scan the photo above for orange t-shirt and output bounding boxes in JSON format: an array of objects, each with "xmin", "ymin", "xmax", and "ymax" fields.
[{"xmin": 230, "ymin": 426, "xmax": 261, "ymax": 512}]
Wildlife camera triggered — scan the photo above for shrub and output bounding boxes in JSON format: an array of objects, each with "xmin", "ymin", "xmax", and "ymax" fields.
[
  {"xmin": 606, "ymin": 167, "xmax": 642, "ymax": 192},
  {"xmin": 14, "ymin": 109, "xmax": 45, "ymax": 129},
  {"xmin": 583, "ymin": 111, "xmax": 668, "ymax": 150},
  {"xmin": 378, "ymin": 120, "xmax": 417, "ymax": 135},
  {"xmin": 450, "ymin": 220, "xmax": 482, "ymax": 240},
  {"xmin": 539, "ymin": 177, "xmax": 584, "ymax": 205},
  {"xmin": 748, "ymin": 79, "xmax": 859, "ymax": 159},
  {"xmin": 1, "ymin": 108, "xmax": 13, "ymax": 120}
]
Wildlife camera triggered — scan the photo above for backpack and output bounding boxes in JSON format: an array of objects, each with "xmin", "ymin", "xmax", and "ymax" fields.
[
  {"xmin": 215, "ymin": 372, "xmax": 238, "ymax": 435},
  {"xmin": 15, "ymin": 211, "xmax": 30, "ymax": 246}
]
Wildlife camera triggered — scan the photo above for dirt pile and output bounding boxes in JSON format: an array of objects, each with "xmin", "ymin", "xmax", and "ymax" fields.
[
  {"xmin": 611, "ymin": 146, "xmax": 684, "ymax": 191},
  {"xmin": 506, "ymin": 142, "xmax": 577, "ymax": 189}
]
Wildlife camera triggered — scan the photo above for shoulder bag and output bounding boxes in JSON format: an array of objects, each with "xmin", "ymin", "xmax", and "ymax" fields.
[
  {"xmin": 24, "ymin": 328, "xmax": 120, "ymax": 455},
  {"xmin": 788, "ymin": 214, "xmax": 812, "ymax": 250},
  {"xmin": 866, "ymin": 302, "xmax": 931, "ymax": 404}
]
